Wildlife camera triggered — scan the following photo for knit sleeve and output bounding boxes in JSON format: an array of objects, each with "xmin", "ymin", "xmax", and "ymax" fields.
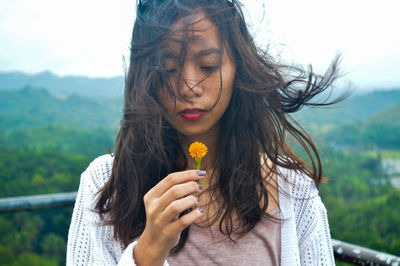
[
  {"xmin": 66, "ymin": 155, "xmax": 168, "ymax": 266},
  {"xmin": 292, "ymin": 173, "xmax": 335, "ymax": 265},
  {"xmin": 298, "ymin": 198, "xmax": 335, "ymax": 265}
]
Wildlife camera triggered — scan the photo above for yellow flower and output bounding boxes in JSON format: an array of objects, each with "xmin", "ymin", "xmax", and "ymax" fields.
[
  {"xmin": 189, "ymin": 142, "xmax": 208, "ymax": 159},
  {"xmin": 189, "ymin": 142, "xmax": 208, "ymax": 189}
]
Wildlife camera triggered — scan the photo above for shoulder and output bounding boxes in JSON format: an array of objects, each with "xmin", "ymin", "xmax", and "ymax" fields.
[
  {"xmin": 81, "ymin": 154, "xmax": 114, "ymax": 192},
  {"xmin": 275, "ymin": 166, "xmax": 334, "ymax": 264},
  {"xmin": 67, "ymin": 154, "xmax": 124, "ymax": 265},
  {"xmin": 277, "ymin": 167, "xmax": 322, "ymax": 222},
  {"xmin": 277, "ymin": 166, "xmax": 323, "ymax": 229},
  {"xmin": 277, "ymin": 167, "xmax": 319, "ymax": 200},
  {"xmin": 278, "ymin": 167, "xmax": 330, "ymax": 240},
  {"xmin": 260, "ymin": 157, "xmax": 319, "ymax": 212}
]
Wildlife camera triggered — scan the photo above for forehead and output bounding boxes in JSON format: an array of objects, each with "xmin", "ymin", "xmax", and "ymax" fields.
[{"xmin": 166, "ymin": 12, "xmax": 222, "ymax": 57}]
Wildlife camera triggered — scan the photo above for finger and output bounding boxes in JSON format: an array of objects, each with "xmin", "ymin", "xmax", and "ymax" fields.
[
  {"xmin": 169, "ymin": 207, "xmax": 204, "ymax": 233},
  {"xmin": 156, "ymin": 181, "xmax": 200, "ymax": 212},
  {"xmin": 160, "ymin": 194, "xmax": 199, "ymax": 222},
  {"xmin": 146, "ymin": 170, "xmax": 206, "ymax": 199}
]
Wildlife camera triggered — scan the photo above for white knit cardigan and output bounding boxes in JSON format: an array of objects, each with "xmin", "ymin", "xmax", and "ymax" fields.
[{"xmin": 67, "ymin": 154, "xmax": 335, "ymax": 265}]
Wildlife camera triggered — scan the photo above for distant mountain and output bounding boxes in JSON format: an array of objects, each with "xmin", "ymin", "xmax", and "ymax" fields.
[
  {"xmin": 323, "ymin": 100, "xmax": 400, "ymax": 149},
  {"xmin": 366, "ymin": 103, "xmax": 400, "ymax": 126},
  {"xmin": 0, "ymin": 70, "xmax": 124, "ymax": 99},
  {"xmin": 298, "ymin": 89, "xmax": 400, "ymax": 127},
  {"xmin": 0, "ymin": 87, "xmax": 122, "ymax": 130}
]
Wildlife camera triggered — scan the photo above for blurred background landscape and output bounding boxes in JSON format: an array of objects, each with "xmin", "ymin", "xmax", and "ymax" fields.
[
  {"xmin": 0, "ymin": 70, "xmax": 399, "ymax": 265},
  {"xmin": 1, "ymin": 0, "xmax": 399, "ymax": 265}
]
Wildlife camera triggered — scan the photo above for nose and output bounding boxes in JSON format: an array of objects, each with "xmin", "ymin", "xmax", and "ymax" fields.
[{"xmin": 178, "ymin": 64, "xmax": 204, "ymax": 98}]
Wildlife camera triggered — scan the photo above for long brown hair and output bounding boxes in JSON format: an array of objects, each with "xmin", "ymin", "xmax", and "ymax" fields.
[{"xmin": 95, "ymin": 0, "xmax": 343, "ymax": 254}]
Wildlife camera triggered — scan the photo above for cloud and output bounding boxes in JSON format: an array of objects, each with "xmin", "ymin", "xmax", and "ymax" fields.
[
  {"xmin": 243, "ymin": 0, "xmax": 400, "ymax": 89},
  {"xmin": 0, "ymin": 0, "xmax": 399, "ymax": 89},
  {"xmin": 0, "ymin": 0, "xmax": 134, "ymax": 77}
]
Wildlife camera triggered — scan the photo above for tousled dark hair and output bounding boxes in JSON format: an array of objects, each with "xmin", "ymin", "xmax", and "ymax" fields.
[{"xmin": 95, "ymin": 0, "xmax": 343, "ymax": 254}]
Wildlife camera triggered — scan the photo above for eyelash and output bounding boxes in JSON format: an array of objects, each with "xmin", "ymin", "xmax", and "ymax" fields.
[
  {"xmin": 200, "ymin": 66, "xmax": 220, "ymax": 73},
  {"xmin": 166, "ymin": 69, "xmax": 177, "ymax": 74},
  {"xmin": 166, "ymin": 66, "xmax": 220, "ymax": 75}
]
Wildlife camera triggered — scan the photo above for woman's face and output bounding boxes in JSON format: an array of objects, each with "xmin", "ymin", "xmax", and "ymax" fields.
[{"xmin": 161, "ymin": 13, "xmax": 236, "ymax": 141}]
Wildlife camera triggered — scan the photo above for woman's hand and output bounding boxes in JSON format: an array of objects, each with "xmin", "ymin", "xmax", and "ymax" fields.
[{"xmin": 133, "ymin": 170, "xmax": 205, "ymax": 265}]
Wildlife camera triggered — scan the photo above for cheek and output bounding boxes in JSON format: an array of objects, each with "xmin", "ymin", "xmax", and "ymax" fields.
[
  {"xmin": 221, "ymin": 67, "xmax": 235, "ymax": 105},
  {"xmin": 220, "ymin": 87, "xmax": 233, "ymax": 112},
  {"xmin": 213, "ymin": 80, "xmax": 233, "ymax": 116}
]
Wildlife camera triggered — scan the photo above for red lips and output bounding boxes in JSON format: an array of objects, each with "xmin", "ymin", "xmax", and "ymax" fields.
[{"xmin": 179, "ymin": 108, "xmax": 206, "ymax": 121}]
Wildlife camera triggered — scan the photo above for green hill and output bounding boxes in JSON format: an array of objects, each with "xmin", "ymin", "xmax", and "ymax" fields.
[
  {"xmin": 0, "ymin": 77, "xmax": 400, "ymax": 265},
  {"xmin": 366, "ymin": 103, "xmax": 400, "ymax": 126},
  {"xmin": 323, "ymin": 101, "xmax": 400, "ymax": 149},
  {"xmin": 0, "ymin": 87, "xmax": 122, "ymax": 130},
  {"xmin": 297, "ymin": 89, "xmax": 400, "ymax": 128},
  {"xmin": 0, "ymin": 70, "xmax": 124, "ymax": 99},
  {"xmin": 0, "ymin": 125, "xmax": 116, "ymax": 158}
]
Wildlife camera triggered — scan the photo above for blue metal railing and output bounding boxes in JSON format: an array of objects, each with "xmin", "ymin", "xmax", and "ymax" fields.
[{"xmin": 1, "ymin": 192, "xmax": 399, "ymax": 265}]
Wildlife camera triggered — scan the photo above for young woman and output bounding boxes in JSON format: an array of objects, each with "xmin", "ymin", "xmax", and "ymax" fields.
[{"xmin": 67, "ymin": 0, "xmax": 340, "ymax": 265}]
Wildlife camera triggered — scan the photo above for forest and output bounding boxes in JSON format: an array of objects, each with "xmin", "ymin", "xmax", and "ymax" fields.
[{"xmin": 0, "ymin": 73, "xmax": 399, "ymax": 265}]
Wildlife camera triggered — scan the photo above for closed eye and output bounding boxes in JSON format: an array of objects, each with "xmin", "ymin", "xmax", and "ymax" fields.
[
  {"xmin": 200, "ymin": 65, "xmax": 220, "ymax": 73},
  {"xmin": 166, "ymin": 69, "xmax": 177, "ymax": 75}
]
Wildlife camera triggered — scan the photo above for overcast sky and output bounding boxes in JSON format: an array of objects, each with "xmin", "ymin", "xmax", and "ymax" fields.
[{"xmin": 0, "ymin": 0, "xmax": 399, "ymax": 90}]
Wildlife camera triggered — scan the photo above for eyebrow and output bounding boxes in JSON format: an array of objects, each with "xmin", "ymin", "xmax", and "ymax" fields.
[{"xmin": 165, "ymin": 48, "xmax": 222, "ymax": 60}]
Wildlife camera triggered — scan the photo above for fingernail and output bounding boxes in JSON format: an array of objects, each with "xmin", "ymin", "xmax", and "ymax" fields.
[
  {"xmin": 198, "ymin": 183, "xmax": 203, "ymax": 190},
  {"xmin": 199, "ymin": 208, "xmax": 203, "ymax": 213},
  {"xmin": 197, "ymin": 170, "xmax": 206, "ymax": 177}
]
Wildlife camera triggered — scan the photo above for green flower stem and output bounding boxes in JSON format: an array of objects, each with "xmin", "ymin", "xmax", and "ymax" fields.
[
  {"xmin": 195, "ymin": 157, "xmax": 201, "ymax": 170},
  {"xmin": 195, "ymin": 157, "xmax": 205, "ymax": 188}
]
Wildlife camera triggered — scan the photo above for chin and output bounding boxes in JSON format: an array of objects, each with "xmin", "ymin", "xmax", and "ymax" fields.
[{"xmin": 177, "ymin": 126, "xmax": 211, "ymax": 138}]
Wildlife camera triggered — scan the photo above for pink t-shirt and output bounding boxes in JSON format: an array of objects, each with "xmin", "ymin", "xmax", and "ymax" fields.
[{"xmin": 167, "ymin": 209, "xmax": 281, "ymax": 266}]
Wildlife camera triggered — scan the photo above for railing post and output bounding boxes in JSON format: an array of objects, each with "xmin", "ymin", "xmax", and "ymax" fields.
[
  {"xmin": 332, "ymin": 239, "xmax": 400, "ymax": 266},
  {"xmin": 0, "ymin": 192, "xmax": 77, "ymax": 213}
]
